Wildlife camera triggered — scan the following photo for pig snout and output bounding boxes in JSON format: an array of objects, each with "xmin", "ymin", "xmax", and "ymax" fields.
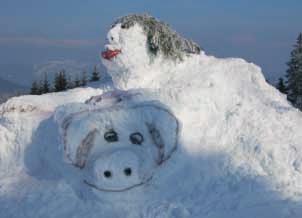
[{"xmin": 93, "ymin": 149, "xmax": 145, "ymax": 190}]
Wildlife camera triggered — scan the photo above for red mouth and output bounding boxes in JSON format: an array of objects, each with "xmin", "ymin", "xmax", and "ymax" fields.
[{"xmin": 101, "ymin": 49, "xmax": 121, "ymax": 60}]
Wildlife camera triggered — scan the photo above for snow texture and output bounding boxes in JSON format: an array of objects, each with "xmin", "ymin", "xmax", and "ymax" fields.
[{"xmin": 1, "ymin": 14, "xmax": 302, "ymax": 218}]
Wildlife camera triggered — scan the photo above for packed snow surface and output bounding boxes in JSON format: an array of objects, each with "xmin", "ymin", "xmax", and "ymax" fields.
[{"xmin": 1, "ymin": 14, "xmax": 302, "ymax": 218}]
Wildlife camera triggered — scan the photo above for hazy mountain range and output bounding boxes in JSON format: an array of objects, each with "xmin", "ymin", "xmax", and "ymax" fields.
[
  {"xmin": 0, "ymin": 59, "xmax": 110, "ymax": 104},
  {"xmin": 0, "ymin": 77, "xmax": 28, "ymax": 103}
]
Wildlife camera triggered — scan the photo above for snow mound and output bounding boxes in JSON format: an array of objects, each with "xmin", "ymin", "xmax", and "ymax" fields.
[
  {"xmin": 1, "ymin": 14, "xmax": 302, "ymax": 218},
  {"xmin": 0, "ymin": 87, "xmax": 103, "ymax": 176},
  {"xmin": 102, "ymin": 14, "xmax": 302, "ymax": 215}
]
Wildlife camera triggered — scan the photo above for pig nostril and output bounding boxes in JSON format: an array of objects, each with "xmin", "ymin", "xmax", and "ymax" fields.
[
  {"xmin": 103, "ymin": 171, "xmax": 112, "ymax": 178},
  {"xmin": 124, "ymin": 168, "xmax": 132, "ymax": 176}
]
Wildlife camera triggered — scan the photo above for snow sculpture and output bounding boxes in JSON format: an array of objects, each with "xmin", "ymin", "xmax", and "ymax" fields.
[
  {"xmin": 2, "ymin": 14, "xmax": 302, "ymax": 218},
  {"xmin": 106, "ymin": 14, "xmax": 201, "ymax": 60},
  {"xmin": 55, "ymin": 90, "xmax": 179, "ymax": 192},
  {"xmin": 101, "ymin": 14, "xmax": 201, "ymax": 89},
  {"xmin": 98, "ymin": 14, "xmax": 302, "ymax": 217}
]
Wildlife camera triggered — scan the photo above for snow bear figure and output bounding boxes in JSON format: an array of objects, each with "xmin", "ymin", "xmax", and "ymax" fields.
[{"xmin": 54, "ymin": 90, "xmax": 179, "ymax": 193}]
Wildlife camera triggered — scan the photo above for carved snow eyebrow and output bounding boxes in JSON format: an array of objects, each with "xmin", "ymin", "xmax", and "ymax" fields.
[{"xmin": 75, "ymin": 129, "xmax": 98, "ymax": 169}]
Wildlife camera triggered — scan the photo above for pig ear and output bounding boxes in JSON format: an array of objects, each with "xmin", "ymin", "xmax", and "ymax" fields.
[
  {"xmin": 54, "ymin": 103, "xmax": 93, "ymax": 168},
  {"xmin": 145, "ymin": 106, "xmax": 180, "ymax": 165},
  {"xmin": 73, "ymin": 129, "xmax": 98, "ymax": 168}
]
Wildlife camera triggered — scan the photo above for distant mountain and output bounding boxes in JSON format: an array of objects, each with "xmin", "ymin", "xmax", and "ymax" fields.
[
  {"xmin": 0, "ymin": 77, "xmax": 28, "ymax": 103},
  {"xmin": 0, "ymin": 63, "xmax": 33, "ymax": 87},
  {"xmin": 0, "ymin": 77, "xmax": 27, "ymax": 93},
  {"xmin": 33, "ymin": 60, "xmax": 109, "ymax": 82},
  {"xmin": 0, "ymin": 60, "xmax": 109, "ymax": 88}
]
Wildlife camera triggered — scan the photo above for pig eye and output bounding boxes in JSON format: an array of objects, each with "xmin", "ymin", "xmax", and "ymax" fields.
[
  {"xmin": 121, "ymin": 24, "xmax": 126, "ymax": 29},
  {"xmin": 104, "ymin": 130, "xmax": 118, "ymax": 143},
  {"xmin": 129, "ymin": 132, "xmax": 144, "ymax": 145}
]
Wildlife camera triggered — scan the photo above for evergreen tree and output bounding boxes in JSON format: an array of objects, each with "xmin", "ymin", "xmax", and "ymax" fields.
[
  {"xmin": 59, "ymin": 70, "xmax": 68, "ymax": 91},
  {"xmin": 30, "ymin": 81, "xmax": 39, "ymax": 95},
  {"xmin": 42, "ymin": 73, "xmax": 50, "ymax": 94},
  {"xmin": 285, "ymin": 33, "xmax": 302, "ymax": 109},
  {"xmin": 37, "ymin": 80, "xmax": 44, "ymax": 95},
  {"xmin": 90, "ymin": 65, "xmax": 100, "ymax": 81},
  {"xmin": 80, "ymin": 71, "xmax": 88, "ymax": 86},
  {"xmin": 66, "ymin": 74, "xmax": 74, "ymax": 89},
  {"xmin": 276, "ymin": 77, "xmax": 287, "ymax": 94},
  {"xmin": 54, "ymin": 70, "xmax": 67, "ymax": 92},
  {"xmin": 53, "ymin": 73, "xmax": 60, "ymax": 92},
  {"xmin": 74, "ymin": 74, "xmax": 81, "ymax": 87}
]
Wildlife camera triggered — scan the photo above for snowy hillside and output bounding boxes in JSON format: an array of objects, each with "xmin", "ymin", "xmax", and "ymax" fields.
[{"xmin": 1, "ymin": 14, "xmax": 302, "ymax": 218}]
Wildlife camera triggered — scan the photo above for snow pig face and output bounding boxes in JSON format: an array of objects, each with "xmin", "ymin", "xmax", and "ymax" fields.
[{"xmin": 57, "ymin": 96, "xmax": 179, "ymax": 193}]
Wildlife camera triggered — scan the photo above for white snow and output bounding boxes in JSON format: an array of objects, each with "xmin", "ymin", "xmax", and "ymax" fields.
[
  {"xmin": 0, "ymin": 87, "xmax": 104, "ymax": 176},
  {"xmin": 1, "ymin": 15, "xmax": 302, "ymax": 218}
]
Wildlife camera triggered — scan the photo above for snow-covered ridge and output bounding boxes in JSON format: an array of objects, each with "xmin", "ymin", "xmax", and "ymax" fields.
[
  {"xmin": 1, "ymin": 14, "xmax": 302, "ymax": 218},
  {"xmin": 0, "ymin": 87, "xmax": 103, "ymax": 114}
]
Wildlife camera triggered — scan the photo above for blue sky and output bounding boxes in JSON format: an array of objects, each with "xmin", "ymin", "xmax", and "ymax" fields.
[{"xmin": 0, "ymin": 0, "xmax": 301, "ymax": 85}]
